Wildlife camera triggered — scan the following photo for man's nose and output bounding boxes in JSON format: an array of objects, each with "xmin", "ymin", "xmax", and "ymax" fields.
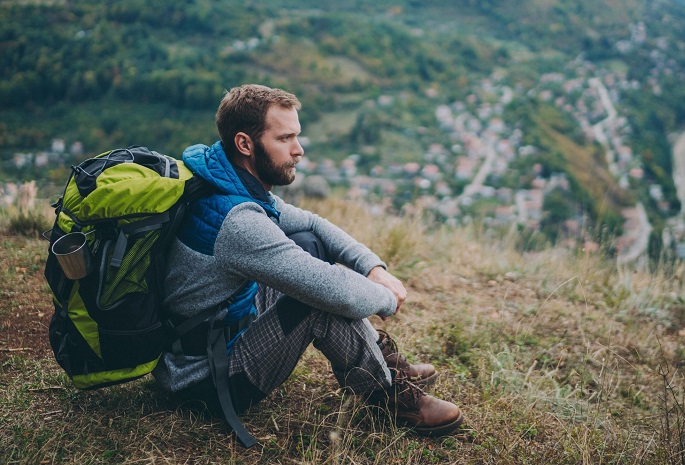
[{"xmin": 293, "ymin": 138, "xmax": 304, "ymax": 156}]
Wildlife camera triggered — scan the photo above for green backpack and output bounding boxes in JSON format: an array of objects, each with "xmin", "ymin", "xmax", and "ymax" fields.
[{"xmin": 45, "ymin": 146, "xmax": 210, "ymax": 389}]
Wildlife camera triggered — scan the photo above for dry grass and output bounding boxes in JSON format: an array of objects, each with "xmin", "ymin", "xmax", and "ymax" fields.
[{"xmin": 2, "ymin": 197, "xmax": 685, "ymax": 464}]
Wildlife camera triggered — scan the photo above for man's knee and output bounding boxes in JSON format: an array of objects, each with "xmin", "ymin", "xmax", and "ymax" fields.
[
  {"xmin": 275, "ymin": 294, "xmax": 313, "ymax": 336},
  {"xmin": 288, "ymin": 230, "xmax": 333, "ymax": 264}
]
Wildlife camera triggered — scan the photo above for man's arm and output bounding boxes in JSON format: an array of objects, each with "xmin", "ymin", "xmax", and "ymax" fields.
[
  {"xmin": 275, "ymin": 197, "xmax": 407, "ymax": 320},
  {"xmin": 215, "ymin": 203, "xmax": 398, "ymax": 320},
  {"xmin": 274, "ymin": 196, "xmax": 387, "ymax": 277}
]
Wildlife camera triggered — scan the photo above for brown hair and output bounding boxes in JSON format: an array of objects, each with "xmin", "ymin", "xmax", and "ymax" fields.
[{"xmin": 216, "ymin": 84, "xmax": 301, "ymax": 156}]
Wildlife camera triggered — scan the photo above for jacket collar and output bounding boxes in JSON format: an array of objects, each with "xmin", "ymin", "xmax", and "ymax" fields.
[
  {"xmin": 233, "ymin": 165, "xmax": 270, "ymax": 204},
  {"xmin": 182, "ymin": 141, "xmax": 280, "ymax": 219}
]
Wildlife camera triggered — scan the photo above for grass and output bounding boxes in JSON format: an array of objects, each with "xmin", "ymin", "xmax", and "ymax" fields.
[{"xmin": 2, "ymin": 196, "xmax": 685, "ymax": 463}]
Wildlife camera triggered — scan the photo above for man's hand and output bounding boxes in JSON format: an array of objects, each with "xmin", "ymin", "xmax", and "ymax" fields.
[{"xmin": 367, "ymin": 266, "xmax": 407, "ymax": 319}]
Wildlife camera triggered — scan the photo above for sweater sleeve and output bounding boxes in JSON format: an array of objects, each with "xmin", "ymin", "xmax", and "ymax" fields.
[
  {"xmin": 213, "ymin": 202, "xmax": 397, "ymax": 319},
  {"xmin": 272, "ymin": 195, "xmax": 387, "ymax": 276}
]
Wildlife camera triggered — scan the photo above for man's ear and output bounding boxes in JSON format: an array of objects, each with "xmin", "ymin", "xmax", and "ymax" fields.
[{"xmin": 234, "ymin": 132, "xmax": 253, "ymax": 157}]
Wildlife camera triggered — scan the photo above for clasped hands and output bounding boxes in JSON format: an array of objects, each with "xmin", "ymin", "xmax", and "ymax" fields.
[{"xmin": 367, "ymin": 266, "xmax": 406, "ymax": 320}]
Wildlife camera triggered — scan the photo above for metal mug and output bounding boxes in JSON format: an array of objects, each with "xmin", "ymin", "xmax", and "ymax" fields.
[{"xmin": 52, "ymin": 232, "xmax": 93, "ymax": 280}]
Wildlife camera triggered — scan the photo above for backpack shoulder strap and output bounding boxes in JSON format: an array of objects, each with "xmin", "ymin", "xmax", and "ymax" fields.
[
  {"xmin": 206, "ymin": 312, "xmax": 257, "ymax": 448},
  {"xmin": 165, "ymin": 294, "xmax": 256, "ymax": 447}
]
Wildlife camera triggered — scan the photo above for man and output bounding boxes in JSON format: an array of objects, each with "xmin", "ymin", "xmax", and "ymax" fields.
[{"xmin": 153, "ymin": 84, "xmax": 463, "ymax": 446}]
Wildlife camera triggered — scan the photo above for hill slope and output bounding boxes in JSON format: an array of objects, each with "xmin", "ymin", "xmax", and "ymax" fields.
[{"xmin": 2, "ymin": 197, "xmax": 685, "ymax": 463}]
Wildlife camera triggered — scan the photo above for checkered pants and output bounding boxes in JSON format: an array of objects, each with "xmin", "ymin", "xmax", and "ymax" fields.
[{"xmin": 226, "ymin": 233, "xmax": 392, "ymax": 401}]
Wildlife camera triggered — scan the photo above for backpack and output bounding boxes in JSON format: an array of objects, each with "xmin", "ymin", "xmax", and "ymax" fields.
[
  {"xmin": 44, "ymin": 146, "xmax": 211, "ymax": 389},
  {"xmin": 44, "ymin": 145, "xmax": 258, "ymax": 447}
]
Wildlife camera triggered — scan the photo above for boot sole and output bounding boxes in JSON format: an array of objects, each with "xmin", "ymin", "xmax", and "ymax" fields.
[{"xmin": 402, "ymin": 410, "xmax": 464, "ymax": 437}]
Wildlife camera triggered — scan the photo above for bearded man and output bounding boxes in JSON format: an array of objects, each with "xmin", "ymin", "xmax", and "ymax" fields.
[{"xmin": 154, "ymin": 84, "xmax": 463, "ymax": 447}]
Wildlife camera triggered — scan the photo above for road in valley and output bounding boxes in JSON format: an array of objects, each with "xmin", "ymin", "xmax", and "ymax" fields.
[
  {"xmin": 672, "ymin": 131, "xmax": 685, "ymax": 215},
  {"xmin": 587, "ymin": 77, "xmax": 653, "ymax": 267},
  {"xmin": 590, "ymin": 78, "xmax": 620, "ymax": 175}
]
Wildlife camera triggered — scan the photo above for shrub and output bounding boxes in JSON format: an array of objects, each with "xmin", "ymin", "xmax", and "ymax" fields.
[{"xmin": 7, "ymin": 208, "xmax": 51, "ymax": 237}]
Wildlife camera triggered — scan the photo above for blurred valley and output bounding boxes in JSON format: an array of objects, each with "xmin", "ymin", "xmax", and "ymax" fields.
[{"xmin": 2, "ymin": 0, "xmax": 685, "ymax": 264}]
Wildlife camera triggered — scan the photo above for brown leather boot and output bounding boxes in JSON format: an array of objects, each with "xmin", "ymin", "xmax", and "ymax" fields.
[
  {"xmin": 377, "ymin": 330, "xmax": 437, "ymax": 387},
  {"xmin": 369, "ymin": 370, "xmax": 463, "ymax": 436}
]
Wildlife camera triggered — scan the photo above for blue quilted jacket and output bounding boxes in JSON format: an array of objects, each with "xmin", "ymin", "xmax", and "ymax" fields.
[{"xmin": 179, "ymin": 141, "xmax": 280, "ymax": 350}]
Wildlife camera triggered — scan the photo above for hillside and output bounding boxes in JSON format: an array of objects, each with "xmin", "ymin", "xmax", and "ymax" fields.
[
  {"xmin": 2, "ymin": 197, "xmax": 685, "ymax": 463},
  {"xmin": 2, "ymin": 0, "xmax": 685, "ymax": 254}
]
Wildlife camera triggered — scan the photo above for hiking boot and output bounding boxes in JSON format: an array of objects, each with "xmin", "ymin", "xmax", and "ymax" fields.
[
  {"xmin": 369, "ymin": 370, "xmax": 464, "ymax": 436},
  {"xmin": 377, "ymin": 330, "xmax": 438, "ymax": 387}
]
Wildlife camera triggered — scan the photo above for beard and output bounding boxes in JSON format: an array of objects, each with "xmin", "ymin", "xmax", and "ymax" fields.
[{"xmin": 254, "ymin": 138, "xmax": 297, "ymax": 187}]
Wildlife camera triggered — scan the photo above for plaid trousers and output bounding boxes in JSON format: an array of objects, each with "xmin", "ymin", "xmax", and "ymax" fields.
[{"xmin": 226, "ymin": 231, "xmax": 392, "ymax": 407}]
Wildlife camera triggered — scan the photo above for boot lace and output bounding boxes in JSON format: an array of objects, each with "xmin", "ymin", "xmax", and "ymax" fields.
[
  {"xmin": 377, "ymin": 329, "xmax": 399, "ymax": 355},
  {"xmin": 392, "ymin": 368, "xmax": 426, "ymax": 406}
]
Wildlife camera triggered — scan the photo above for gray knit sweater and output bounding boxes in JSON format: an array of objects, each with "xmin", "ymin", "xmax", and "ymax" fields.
[{"xmin": 153, "ymin": 194, "xmax": 397, "ymax": 391}]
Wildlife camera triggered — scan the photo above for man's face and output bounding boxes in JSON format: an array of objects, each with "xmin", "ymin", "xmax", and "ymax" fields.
[{"xmin": 253, "ymin": 106, "xmax": 304, "ymax": 189}]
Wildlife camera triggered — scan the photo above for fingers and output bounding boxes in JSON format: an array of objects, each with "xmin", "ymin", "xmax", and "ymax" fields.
[
  {"xmin": 367, "ymin": 266, "xmax": 407, "ymax": 314},
  {"xmin": 394, "ymin": 280, "xmax": 407, "ymax": 308}
]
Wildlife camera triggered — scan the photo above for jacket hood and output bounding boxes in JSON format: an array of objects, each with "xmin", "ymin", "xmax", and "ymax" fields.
[{"xmin": 182, "ymin": 141, "xmax": 252, "ymax": 198}]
